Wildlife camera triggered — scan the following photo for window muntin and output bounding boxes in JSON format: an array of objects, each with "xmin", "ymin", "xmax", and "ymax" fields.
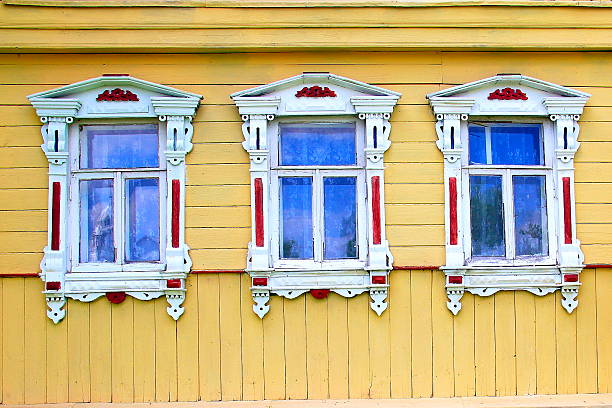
[
  {"xmin": 272, "ymin": 120, "xmax": 365, "ymax": 268},
  {"xmin": 464, "ymin": 122, "xmax": 554, "ymax": 265},
  {"xmin": 71, "ymin": 123, "xmax": 166, "ymax": 272}
]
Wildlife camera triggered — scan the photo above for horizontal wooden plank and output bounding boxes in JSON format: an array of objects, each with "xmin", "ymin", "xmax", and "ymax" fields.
[
  {"xmin": 0, "ymin": 189, "xmax": 47, "ymax": 210},
  {"xmin": 187, "ymin": 164, "xmax": 250, "ymax": 186},
  {"xmin": 576, "ymin": 204, "xmax": 612, "ymax": 224},
  {"xmin": 386, "ymin": 142, "xmax": 442, "ymax": 163},
  {"xmin": 1, "ymin": 7, "xmax": 612, "ymax": 30},
  {"xmin": 441, "ymin": 52, "xmax": 612, "ymax": 87},
  {"xmin": 387, "ymin": 225, "xmax": 444, "ymax": 246},
  {"xmin": 187, "ymin": 143, "xmax": 249, "ymax": 165},
  {"xmin": 2, "ymin": 28, "xmax": 612, "ymax": 53},
  {"xmin": 0, "ymin": 231, "xmax": 46, "ymax": 253},
  {"xmin": 385, "ymin": 203, "xmax": 444, "ymax": 225},
  {"xmin": 579, "ymin": 122, "xmax": 612, "ymax": 142},
  {"xmin": 575, "ymin": 163, "xmax": 612, "ymax": 183},
  {"xmin": 575, "ymin": 183, "xmax": 612, "ymax": 204},
  {"xmin": 390, "ymin": 245, "xmax": 445, "ymax": 266},
  {"xmin": 185, "ymin": 206, "xmax": 250, "ymax": 228},
  {"xmin": 186, "ymin": 227, "xmax": 250, "ymax": 249},
  {"xmin": 186, "ymin": 185, "xmax": 250, "ymax": 207},
  {"xmin": 386, "ymin": 162, "xmax": 443, "ymax": 184},
  {"xmin": 0, "ymin": 147, "xmax": 47, "ymax": 168},
  {"xmin": 0, "ymin": 210, "xmax": 46, "ymax": 231},
  {"xmin": 0, "ymin": 253, "xmax": 41, "ymax": 274},
  {"xmin": 385, "ymin": 183, "xmax": 444, "ymax": 204},
  {"xmin": 190, "ymin": 248, "xmax": 247, "ymax": 269},
  {"xmin": 577, "ymin": 224, "xmax": 612, "ymax": 245},
  {"xmin": 575, "ymin": 142, "xmax": 612, "ymax": 163},
  {"xmin": 0, "ymin": 62, "xmax": 442, "ymax": 85},
  {"xmin": 582, "ymin": 244, "xmax": 612, "ymax": 264},
  {"xmin": 0, "ymin": 168, "xmax": 47, "ymax": 189},
  {"xmin": 0, "ymin": 126, "xmax": 41, "ymax": 147}
]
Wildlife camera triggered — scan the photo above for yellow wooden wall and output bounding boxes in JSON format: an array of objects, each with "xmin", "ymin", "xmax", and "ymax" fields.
[{"xmin": 1, "ymin": 51, "xmax": 612, "ymax": 403}]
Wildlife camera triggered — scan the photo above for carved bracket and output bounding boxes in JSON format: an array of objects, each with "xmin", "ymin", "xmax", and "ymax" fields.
[
  {"xmin": 46, "ymin": 295, "xmax": 66, "ymax": 324},
  {"xmin": 166, "ymin": 292, "xmax": 186, "ymax": 320}
]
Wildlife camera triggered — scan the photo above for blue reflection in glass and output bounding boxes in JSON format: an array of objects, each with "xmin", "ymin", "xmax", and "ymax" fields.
[
  {"xmin": 470, "ymin": 175, "xmax": 505, "ymax": 257},
  {"xmin": 513, "ymin": 176, "xmax": 548, "ymax": 256},
  {"xmin": 280, "ymin": 123, "xmax": 356, "ymax": 166},
  {"xmin": 80, "ymin": 179, "xmax": 114, "ymax": 263},
  {"xmin": 324, "ymin": 177, "xmax": 357, "ymax": 259},
  {"xmin": 280, "ymin": 177, "xmax": 313, "ymax": 259},
  {"xmin": 126, "ymin": 178, "xmax": 160, "ymax": 262},
  {"xmin": 469, "ymin": 125, "xmax": 542, "ymax": 165},
  {"xmin": 83, "ymin": 124, "xmax": 159, "ymax": 169}
]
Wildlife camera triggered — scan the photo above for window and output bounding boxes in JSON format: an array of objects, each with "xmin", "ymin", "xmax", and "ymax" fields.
[
  {"xmin": 232, "ymin": 73, "xmax": 400, "ymax": 318},
  {"xmin": 428, "ymin": 74, "xmax": 589, "ymax": 315},
  {"xmin": 70, "ymin": 124, "xmax": 166, "ymax": 271},
  {"xmin": 271, "ymin": 122, "xmax": 366, "ymax": 269},
  {"xmin": 29, "ymin": 75, "xmax": 201, "ymax": 323}
]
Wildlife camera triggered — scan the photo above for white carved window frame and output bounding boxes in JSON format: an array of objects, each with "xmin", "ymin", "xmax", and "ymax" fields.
[
  {"xmin": 28, "ymin": 75, "xmax": 201, "ymax": 323},
  {"xmin": 231, "ymin": 73, "xmax": 400, "ymax": 318},
  {"xmin": 427, "ymin": 74, "xmax": 590, "ymax": 315}
]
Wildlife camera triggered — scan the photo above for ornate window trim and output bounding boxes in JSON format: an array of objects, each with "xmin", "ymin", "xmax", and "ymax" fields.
[
  {"xmin": 427, "ymin": 74, "xmax": 589, "ymax": 315},
  {"xmin": 231, "ymin": 73, "xmax": 400, "ymax": 318},
  {"xmin": 28, "ymin": 75, "xmax": 201, "ymax": 323}
]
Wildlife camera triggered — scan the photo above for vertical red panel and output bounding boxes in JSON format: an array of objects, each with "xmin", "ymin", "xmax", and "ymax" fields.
[
  {"xmin": 563, "ymin": 177, "xmax": 572, "ymax": 244},
  {"xmin": 51, "ymin": 182, "xmax": 61, "ymax": 250},
  {"xmin": 172, "ymin": 179, "xmax": 180, "ymax": 248},
  {"xmin": 372, "ymin": 176, "xmax": 381, "ymax": 245},
  {"xmin": 255, "ymin": 178, "xmax": 264, "ymax": 247},
  {"xmin": 449, "ymin": 177, "xmax": 458, "ymax": 245}
]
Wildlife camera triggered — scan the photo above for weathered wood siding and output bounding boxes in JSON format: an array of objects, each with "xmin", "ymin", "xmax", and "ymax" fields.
[{"xmin": 1, "ymin": 50, "xmax": 611, "ymax": 403}]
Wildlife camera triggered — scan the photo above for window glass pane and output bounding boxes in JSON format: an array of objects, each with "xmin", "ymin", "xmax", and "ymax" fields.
[
  {"xmin": 280, "ymin": 123, "xmax": 356, "ymax": 166},
  {"xmin": 513, "ymin": 176, "xmax": 548, "ymax": 256},
  {"xmin": 80, "ymin": 179, "xmax": 114, "ymax": 263},
  {"xmin": 324, "ymin": 177, "xmax": 357, "ymax": 259},
  {"xmin": 82, "ymin": 124, "xmax": 159, "ymax": 169},
  {"xmin": 468, "ymin": 125, "xmax": 487, "ymax": 165},
  {"xmin": 280, "ymin": 177, "xmax": 313, "ymax": 259},
  {"xmin": 125, "ymin": 178, "xmax": 160, "ymax": 262},
  {"xmin": 470, "ymin": 175, "xmax": 505, "ymax": 257},
  {"xmin": 491, "ymin": 126, "xmax": 542, "ymax": 165}
]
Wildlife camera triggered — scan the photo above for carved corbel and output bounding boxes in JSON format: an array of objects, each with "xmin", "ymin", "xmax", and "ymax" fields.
[
  {"xmin": 40, "ymin": 116, "xmax": 73, "ymax": 166},
  {"xmin": 435, "ymin": 113, "xmax": 468, "ymax": 163},
  {"xmin": 166, "ymin": 292, "xmax": 186, "ymax": 320},
  {"xmin": 550, "ymin": 114, "xmax": 581, "ymax": 164},
  {"xmin": 46, "ymin": 295, "xmax": 66, "ymax": 324},
  {"xmin": 360, "ymin": 112, "xmax": 391, "ymax": 169},
  {"xmin": 446, "ymin": 288, "xmax": 464, "ymax": 315},
  {"xmin": 158, "ymin": 115, "xmax": 194, "ymax": 165},
  {"xmin": 252, "ymin": 289, "xmax": 270, "ymax": 319},
  {"xmin": 561, "ymin": 287, "xmax": 579, "ymax": 313},
  {"xmin": 370, "ymin": 288, "xmax": 388, "ymax": 315}
]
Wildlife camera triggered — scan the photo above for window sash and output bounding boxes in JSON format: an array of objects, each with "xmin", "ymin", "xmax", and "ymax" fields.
[
  {"xmin": 70, "ymin": 170, "xmax": 166, "ymax": 272},
  {"xmin": 462, "ymin": 167, "xmax": 556, "ymax": 266},
  {"xmin": 271, "ymin": 168, "xmax": 366, "ymax": 270}
]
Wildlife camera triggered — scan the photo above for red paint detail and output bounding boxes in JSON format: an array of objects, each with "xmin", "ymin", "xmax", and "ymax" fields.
[
  {"xmin": 172, "ymin": 179, "xmax": 180, "ymax": 248},
  {"xmin": 563, "ymin": 177, "xmax": 572, "ymax": 244},
  {"xmin": 448, "ymin": 275, "xmax": 463, "ymax": 284},
  {"xmin": 96, "ymin": 88, "xmax": 139, "ymax": 101},
  {"xmin": 372, "ymin": 275, "xmax": 386, "ymax": 285},
  {"xmin": 488, "ymin": 88, "xmax": 528, "ymax": 100},
  {"xmin": 584, "ymin": 264, "xmax": 612, "ymax": 269},
  {"xmin": 0, "ymin": 273, "xmax": 40, "ymax": 278},
  {"xmin": 372, "ymin": 176, "xmax": 382, "ymax": 245},
  {"xmin": 449, "ymin": 177, "xmax": 458, "ymax": 246},
  {"xmin": 393, "ymin": 265, "xmax": 440, "ymax": 270},
  {"xmin": 106, "ymin": 292, "xmax": 126, "ymax": 304},
  {"xmin": 310, "ymin": 289, "xmax": 330, "ymax": 299},
  {"xmin": 564, "ymin": 274, "xmax": 579, "ymax": 283},
  {"xmin": 190, "ymin": 269, "xmax": 244, "ymax": 274},
  {"xmin": 51, "ymin": 182, "xmax": 61, "ymax": 251},
  {"xmin": 166, "ymin": 279, "xmax": 182, "ymax": 288},
  {"xmin": 46, "ymin": 281, "xmax": 61, "ymax": 291},
  {"xmin": 255, "ymin": 178, "xmax": 264, "ymax": 247},
  {"xmin": 295, "ymin": 86, "xmax": 336, "ymax": 98},
  {"xmin": 253, "ymin": 277, "xmax": 268, "ymax": 286}
]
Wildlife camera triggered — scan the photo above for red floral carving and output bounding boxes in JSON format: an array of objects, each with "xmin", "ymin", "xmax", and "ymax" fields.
[
  {"xmin": 295, "ymin": 86, "xmax": 336, "ymax": 98},
  {"xmin": 488, "ymin": 88, "xmax": 528, "ymax": 100},
  {"xmin": 310, "ymin": 289, "xmax": 330, "ymax": 299},
  {"xmin": 106, "ymin": 292, "xmax": 127, "ymax": 304},
  {"xmin": 46, "ymin": 281, "xmax": 61, "ymax": 291},
  {"xmin": 96, "ymin": 88, "xmax": 139, "ymax": 102}
]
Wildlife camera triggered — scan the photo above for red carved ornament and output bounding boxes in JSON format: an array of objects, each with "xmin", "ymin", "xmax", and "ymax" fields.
[
  {"xmin": 96, "ymin": 88, "xmax": 139, "ymax": 102},
  {"xmin": 488, "ymin": 88, "xmax": 528, "ymax": 101},
  {"xmin": 46, "ymin": 281, "xmax": 61, "ymax": 291},
  {"xmin": 106, "ymin": 292, "xmax": 127, "ymax": 304},
  {"xmin": 310, "ymin": 289, "xmax": 330, "ymax": 299},
  {"xmin": 295, "ymin": 86, "xmax": 336, "ymax": 98}
]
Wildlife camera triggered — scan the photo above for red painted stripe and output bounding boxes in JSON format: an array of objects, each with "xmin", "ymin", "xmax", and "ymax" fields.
[
  {"xmin": 191, "ymin": 270, "xmax": 245, "ymax": 274},
  {"xmin": 51, "ymin": 182, "xmax": 61, "ymax": 251},
  {"xmin": 449, "ymin": 177, "xmax": 458, "ymax": 245},
  {"xmin": 0, "ymin": 273, "xmax": 40, "ymax": 278},
  {"xmin": 393, "ymin": 266, "xmax": 441, "ymax": 270},
  {"xmin": 584, "ymin": 264, "xmax": 612, "ymax": 269},
  {"xmin": 172, "ymin": 179, "xmax": 180, "ymax": 248},
  {"xmin": 563, "ymin": 177, "xmax": 572, "ymax": 244},
  {"xmin": 372, "ymin": 176, "xmax": 381, "ymax": 245},
  {"xmin": 255, "ymin": 178, "xmax": 264, "ymax": 247}
]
